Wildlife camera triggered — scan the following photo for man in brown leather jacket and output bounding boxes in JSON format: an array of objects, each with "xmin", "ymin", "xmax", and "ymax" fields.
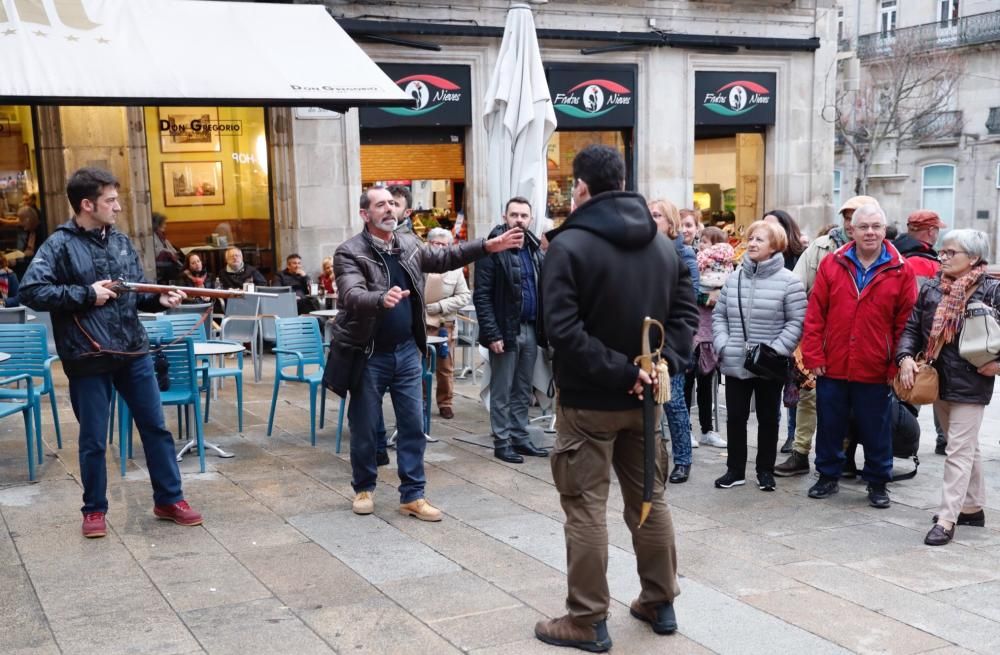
[{"xmin": 332, "ymin": 185, "xmax": 523, "ymax": 521}]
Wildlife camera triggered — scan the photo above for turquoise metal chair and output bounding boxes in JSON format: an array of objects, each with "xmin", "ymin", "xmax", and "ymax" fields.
[
  {"xmin": 158, "ymin": 313, "xmax": 244, "ymax": 432},
  {"xmin": 120, "ymin": 336, "xmax": 206, "ymax": 475},
  {"xmin": 0, "ymin": 324, "xmax": 62, "ymax": 450},
  {"xmin": 267, "ymin": 317, "xmax": 345, "ymax": 448},
  {"xmin": 109, "ymin": 321, "xmax": 176, "ymax": 445},
  {"xmin": 0, "ymin": 374, "xmax": 39, "ymax": 481}
]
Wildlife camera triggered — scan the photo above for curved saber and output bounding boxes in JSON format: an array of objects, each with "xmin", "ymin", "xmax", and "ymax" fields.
[{"xmin": 633, "ymin": 317, "xmax": 669, "ymax": 528}]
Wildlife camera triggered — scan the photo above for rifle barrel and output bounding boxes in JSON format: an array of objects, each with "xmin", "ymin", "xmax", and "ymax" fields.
[{"xmin": 119, "ymin": 282, "xmax": 278, "ymax": 298}]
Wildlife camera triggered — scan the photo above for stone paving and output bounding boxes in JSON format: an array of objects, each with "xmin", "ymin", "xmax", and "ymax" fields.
[{"xmin": 2, "ymin": 356, "xmax": 1000, "ymax": 654}]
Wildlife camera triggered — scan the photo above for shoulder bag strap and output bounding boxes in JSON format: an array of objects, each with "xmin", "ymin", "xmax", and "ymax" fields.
[{"xmin": 736, "ymin": 270, "xmax": 748, "ymax": 343}]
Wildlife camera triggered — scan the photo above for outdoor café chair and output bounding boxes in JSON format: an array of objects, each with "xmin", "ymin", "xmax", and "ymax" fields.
[
  {"xmin": 0, "ymin": 324, "xmax": 62, "ymax": 449},
  {"xmin": 267, "ymin": 316, "xmax": 345, "ymax": 448},
  {"xmin": 0, "ymin": 374, "xmax": 39, "ymax": 480}
]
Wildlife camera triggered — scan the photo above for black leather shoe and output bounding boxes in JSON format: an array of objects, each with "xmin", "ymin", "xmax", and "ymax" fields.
[
  {"xmin": 867, "ymin": 483, "xmax": 891, "ymax": 509},
  {"xmin": 494, "ymin": 445, "xmax": 524, "ymax": 464},
  {"xmin": 924, "ymin": 523, "xmax": 954, "ymax": 546},
  {"xmin": 932, "ymin": 509, "xmax": 985, "ymax": 527},
  {"xmin": 780, "ymin": 436, "xmax": 794, "ymax": 454},
  {"xmin": 513, "ymin": 442, "xmax": 549, "ymax": 457},
  {"xmin": 668, "ymin": 464, "xmax": 690, "ymax": 484}
]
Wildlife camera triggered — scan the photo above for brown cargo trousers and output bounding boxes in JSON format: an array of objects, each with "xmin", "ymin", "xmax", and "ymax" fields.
[{"xmin": 550, "ymin": 404, "xmax": 681, "ymax": 624}]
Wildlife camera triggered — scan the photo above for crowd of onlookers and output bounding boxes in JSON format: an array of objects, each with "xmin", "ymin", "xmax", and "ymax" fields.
[{"xmin": 648, "ymin": 195, "xmax": 994, "ymax": 547}]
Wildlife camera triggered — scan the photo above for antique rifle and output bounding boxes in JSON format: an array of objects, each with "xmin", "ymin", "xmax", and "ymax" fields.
[{"xmin": 106, "ymin": 281, "xmax": 278, "ymax": 299}]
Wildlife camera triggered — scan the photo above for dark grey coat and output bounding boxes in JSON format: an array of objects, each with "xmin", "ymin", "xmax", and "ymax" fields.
[{"xmin": 896, "ymin": 276, "xmax": 1000, "ymax": 404}]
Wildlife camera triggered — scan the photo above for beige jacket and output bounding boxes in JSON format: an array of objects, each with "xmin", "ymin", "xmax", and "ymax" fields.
[
  {"xmin": 425, "ymin": 269, "xmax": 471, "ymax": 328},
  {"xmin": 793, "ymin": 233, "xmax": 838, "ymax": 294}
]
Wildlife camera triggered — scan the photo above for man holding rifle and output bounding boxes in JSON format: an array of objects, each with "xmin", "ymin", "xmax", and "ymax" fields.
[
  {"xmin": 20, "ymin": 167, "xmax": 203, "ymax": 539},
  {"xmin": 536, "ymin": 145, "xmax": 698, "ymax": 652}
]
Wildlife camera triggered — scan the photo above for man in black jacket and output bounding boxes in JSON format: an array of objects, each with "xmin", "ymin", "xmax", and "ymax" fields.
[
  {"xmin": 332, "ymin": 186, "xmax": 523, "ymax": 521},
  {"xmin": 534, "ymin": 146, "xmax": 698, "ymax": 652},
  {"xmin": 474, "ymin": 197, "xmax": 547, "ymax": 464},
  {"xmin": 19, "ymin": 167, "xmax": 202, "ymax": 539},
  {"xmin": 275, "ymin": 253, "xmax": 320, "ymax": 314},
  {"xmin": 218, "ymin": 247, "xmax": 266, "ymax": 290}
]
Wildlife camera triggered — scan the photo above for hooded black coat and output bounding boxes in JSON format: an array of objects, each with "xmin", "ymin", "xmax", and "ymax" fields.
[{"xmin": 541, "ymin": 191, "xmax": 699, "ymax": 411}]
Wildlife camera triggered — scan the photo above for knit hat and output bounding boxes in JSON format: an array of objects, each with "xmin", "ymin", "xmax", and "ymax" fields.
[
  {"xmin": 907, "ymin": 209, "xmax": 946, "ymax": 230},
  {"xmin": 838, "ymin": 195, "xmax": 880, "ymax": 215}
]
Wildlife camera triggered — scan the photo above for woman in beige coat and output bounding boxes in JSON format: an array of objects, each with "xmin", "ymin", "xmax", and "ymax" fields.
[{"xmin": 425, "ymin": 228, "xmax": 472, "ymax": 419}]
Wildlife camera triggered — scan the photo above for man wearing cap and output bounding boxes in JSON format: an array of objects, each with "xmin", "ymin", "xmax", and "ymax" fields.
[
  {"xmin": 776, "ymin": 195, "xmax": 880, "ymax": 477},
  {"xmin": 894, "ymin": 209, "xmax": 948, "ymax": 454},
  {"xmin": 894, "ymin": 210, "xmax": 944, "ymax": 281}
]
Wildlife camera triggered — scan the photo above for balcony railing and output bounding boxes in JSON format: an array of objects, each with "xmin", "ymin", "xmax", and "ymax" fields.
[
  {"xmin": 913, "ymin": 110, "xmax": 963, "ymax": 140},
  {"xmin": 857, "ymin": 10, "xmax": 1000, "ymax": 59}
]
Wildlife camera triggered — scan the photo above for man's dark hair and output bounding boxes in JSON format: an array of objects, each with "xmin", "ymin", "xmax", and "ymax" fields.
[
  {"xmin": 388, "ymin": 184, "xmax": 412, "ymax": 210},
  {"xmin": 572, "ymin": 145, "xmax": 625, "ymax": 197},
  {"xmin": 505, "ymin": 196, "xmax": 531, "ymax": 214},
  {"xmin": 152, "ymin": 212, "xmax": 167, "ymax": 231},
  {"xmin": 67, "ymin": 167, "xmax": 119, "ymax": 214},
  {"xmin": 360, "ymin": 185, "xmax": 388, "ymax": 210},
  {"xmin": 286, "ymin": 253, "xmax": 301, "ymax": 263}
]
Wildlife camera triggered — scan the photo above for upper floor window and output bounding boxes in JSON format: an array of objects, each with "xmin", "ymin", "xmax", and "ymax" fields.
[
  {"xmin": 880, "ymin": 1, "xmax": 897, "ymax": 38},
  {"xmin": 833, "ymin": 170, "xmax": 842, "ymax": 217},
  {"xmin": 837, "ymin": 8, "xmax": 845, "ymax": 43},
  {"xmin": 921, "ymin": 164, "xmax": 955, "ymax": 229},
  {"xmin": 939, "ymin": 0, "xmax": 959, "ymax": 26}
]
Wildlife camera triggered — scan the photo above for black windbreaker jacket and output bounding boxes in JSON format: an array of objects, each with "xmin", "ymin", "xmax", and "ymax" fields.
[{"xmin": 19, "ymin": 220, "xmax": 164, "ymax": 377}]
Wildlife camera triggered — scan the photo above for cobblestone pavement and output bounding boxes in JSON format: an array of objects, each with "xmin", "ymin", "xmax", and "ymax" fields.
[{"xmin": 2, "ymin": 356, "xmax": 999, "ymax": 654}]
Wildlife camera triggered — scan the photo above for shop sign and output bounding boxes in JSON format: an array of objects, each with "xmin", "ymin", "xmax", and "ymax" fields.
[
  {"xmin": 545, "ymin": 64, "xmax": 636, "ymax": 128},
  {"xmin": 361, "ymin": 64, "xmax": 472, "ymax": 128},
  {"xmin": 695, "ymin": 71, "xmax": 776, "ymax": 126}
]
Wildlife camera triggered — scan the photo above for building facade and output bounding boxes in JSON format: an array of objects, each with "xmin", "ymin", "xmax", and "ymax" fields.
[
  {"xmin": 834, "ymin": 0, "xmax": 1000, "ymax": 242},
  {"xmin": 1, "ymin": 0, "xmax": 840, "ymax": 280}
]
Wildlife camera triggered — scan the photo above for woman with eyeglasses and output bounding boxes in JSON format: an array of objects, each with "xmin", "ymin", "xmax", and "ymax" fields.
[{"xmin": 896, "ymin": 229, "xmax": 999, "ymax": 546}]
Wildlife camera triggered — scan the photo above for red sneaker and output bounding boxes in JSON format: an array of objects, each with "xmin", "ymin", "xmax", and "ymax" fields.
[
  {"xmin": 153, "ymin": 500, "xmax": 203, "ymax": 526},
  {"xmin": 82, "ymin": 512, "xmax": 107, "ymax": 538}
]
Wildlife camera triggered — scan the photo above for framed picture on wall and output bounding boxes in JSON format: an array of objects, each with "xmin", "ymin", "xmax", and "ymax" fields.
[
  {"xmin": 158, "ymin": 106, "xmax": 221, "ymax": 153},
  {"xmin": 163, "ymin": 161, "xmax": 224, "ymax": 207}
]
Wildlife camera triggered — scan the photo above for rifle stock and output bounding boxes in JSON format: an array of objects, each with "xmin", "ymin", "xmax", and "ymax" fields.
[{"xmin": 109, "ymin": 282, "xmax": 278, "ymax": 299}]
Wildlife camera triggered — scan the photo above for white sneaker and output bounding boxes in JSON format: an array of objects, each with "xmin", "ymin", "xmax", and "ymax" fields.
[
  {"xmin": 699, "ymin": 431, "xmax": 727, "ymax": 448},
  {"xmin": 690, "ymin": 435, "xmax": 699, "ymax": 448}
]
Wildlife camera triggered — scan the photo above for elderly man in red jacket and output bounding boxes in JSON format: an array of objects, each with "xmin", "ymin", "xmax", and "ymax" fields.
[{"xmin": 801, "ymin": 203, "xmax": 917, "ymax": 508}]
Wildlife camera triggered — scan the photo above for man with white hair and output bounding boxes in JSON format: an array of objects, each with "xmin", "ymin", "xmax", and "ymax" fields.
[{"xmin": 800, "ymin": 204, "xmax": 917, "ymax": 509}]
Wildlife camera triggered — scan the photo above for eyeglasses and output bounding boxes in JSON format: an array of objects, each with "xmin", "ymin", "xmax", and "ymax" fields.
[{"xmin": 938, "ymin": 249, "xmax": 968, "ymax": 260}]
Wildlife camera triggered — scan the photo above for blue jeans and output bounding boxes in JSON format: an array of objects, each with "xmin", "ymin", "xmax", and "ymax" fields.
[
  {"xmin": 663, "ymin": 372, "xmax": 692, "ymax": 466},
  {"xmin": 68, "ymin": 355, "xmax": 183, "ymax": 514},
  {"xmin": 814, "ymin": 378, "xmax": 892, "ymax": 484},
  {"xmin": 348, "ymin": 341, "xmax": 426, "ymax": 503}
]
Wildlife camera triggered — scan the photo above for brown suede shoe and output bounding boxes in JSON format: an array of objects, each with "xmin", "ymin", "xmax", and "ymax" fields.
[
  {"xmin": 630, "ymin": 599, "xmax": 678, "ymax": 634},
  {"xmin": 399, "ymin": 498, "xmax": 442, "ymax": 522},
  {"xmin": 439, "ymin": 407, "xmax": 454, "ymax": 419},
  {"xmin": 534, "ymin": 615, "xmax": 611, "ymax": 653}
]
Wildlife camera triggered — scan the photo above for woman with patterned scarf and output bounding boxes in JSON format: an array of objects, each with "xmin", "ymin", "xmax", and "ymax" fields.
[{"xmin": 896, "ymin": 229, "xmax": 1000, "ymax": 546}]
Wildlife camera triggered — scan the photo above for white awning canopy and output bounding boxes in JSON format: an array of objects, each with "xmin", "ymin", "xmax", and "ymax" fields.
[{"xmin": 0, "ymin": 0, "xmax": 412, "ymax": 109}]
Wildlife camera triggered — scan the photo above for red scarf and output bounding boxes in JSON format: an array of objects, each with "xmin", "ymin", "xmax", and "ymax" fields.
[{"xmin": 926, "ymin": 266, "xmax": 984, "ymax": 358}]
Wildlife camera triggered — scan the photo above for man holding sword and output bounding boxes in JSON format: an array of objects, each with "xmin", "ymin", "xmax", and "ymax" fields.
[{"xmin": 536, "ymin": 145, "xmax": 698, "ymax": 652}]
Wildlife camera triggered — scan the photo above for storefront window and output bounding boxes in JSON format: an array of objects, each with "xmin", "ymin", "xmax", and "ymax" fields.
[
  {"xmin": 694, "ymin": 132, "xmax": 765, "ymax": 237},
  {"xmin": 142, "ymin": 106, "xmax": 272, "ymax": 279},
  {"xmin": 546, "ymin": 130, "xmax": 628, "ymax": 226},
  {"xmin": 0, "ymin": 105, "xmax": 41, "ymax": 273}
]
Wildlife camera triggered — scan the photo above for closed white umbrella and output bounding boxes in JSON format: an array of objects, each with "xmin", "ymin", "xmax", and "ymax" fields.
[{"xmin": 483, "ymin": 3, "xmax": 557, "ymax": 234}]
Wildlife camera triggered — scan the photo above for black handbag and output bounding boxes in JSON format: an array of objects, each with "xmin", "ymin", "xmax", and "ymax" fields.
[
  {"xmin": 736, "ymin": 270, "xmax": 789, "ymax": 382},
  {"xmin": 322, "ymin": 339, "xmax": 367, "ymax": 398}
]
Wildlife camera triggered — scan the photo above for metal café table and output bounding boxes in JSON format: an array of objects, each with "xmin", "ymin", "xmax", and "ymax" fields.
[
  {"xmin": 386, "ymin": 334, "xmax": 447, "ymax": 448},
  {"xmin": 309, "ymin": 308, "xmax": 339, "ymax": 342},
  {"xmin": 175, "ymin": 340, "xmax": 245, "ymax": 462}
]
